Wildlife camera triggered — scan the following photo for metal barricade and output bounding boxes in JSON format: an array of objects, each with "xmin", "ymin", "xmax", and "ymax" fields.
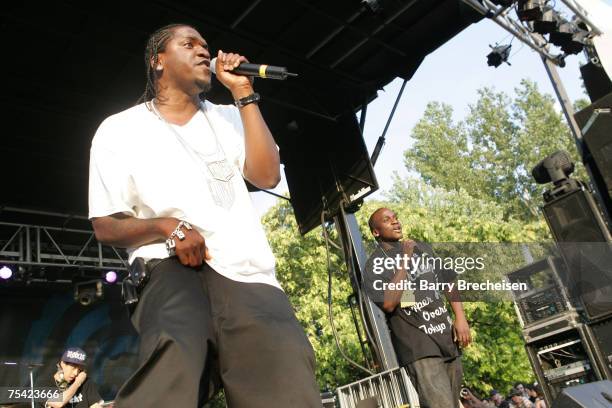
[{"xmin": 336, "ymin": 367, "xmax": 420, "ymax": 408}]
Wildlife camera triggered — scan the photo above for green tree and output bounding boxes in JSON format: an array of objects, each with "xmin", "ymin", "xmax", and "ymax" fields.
[
  {"xmin": 405, "ymin": 79, "xmax": 584, "ymax": 221},
  {"xmin": 252, "ymin": 183, "xmax": 545, "ymax": 399},
  {"xmin": 262, "ymin": 200, "xmax": 366, "ymax": 388}
]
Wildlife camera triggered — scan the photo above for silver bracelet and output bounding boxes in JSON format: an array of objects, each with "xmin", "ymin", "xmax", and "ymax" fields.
[{"xmin": 165, "ymin": 221, "xmax": 193, "ymax": 256}]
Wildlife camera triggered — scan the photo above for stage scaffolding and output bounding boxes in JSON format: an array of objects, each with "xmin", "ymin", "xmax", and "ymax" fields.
[{"xmin": 0, "ymin": 207, "xmax": 127, "ymax": 281}]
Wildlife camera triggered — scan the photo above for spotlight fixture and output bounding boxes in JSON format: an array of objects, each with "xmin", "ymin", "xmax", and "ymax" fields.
[
  {"xmin": 531, "ymin": 150, "xmax": 575, "ymax": 185},
  {"xmin": 561, "ymin": 30, "xmax": 588, "ymax": 54},
  {"xmin": 490, "ymin": 0, "xmax": 516, "ymax": 7},
  {"xmin": 533, "ymin": 7, "xmax": 558, "ymax": 34},
  {"xmin": 74, "ymin": 280, "xmax": 104, "ymax": 306},
  {"xmin": 104, "ymin": 270, "xmax": 118, "ymax": 284},
  {"xmin": 487, "ymin": 44, "xmax": 512, "ymax": 67},
  {"xmin": 549, "ymin": 19, "xmax": 575, "ymax": 46},
  {"xmin": 549, "ymin": 18, "xmax": 588, "ymax": 55},
  {"xmin": 517, "ymin": 0, "xmax": 544, "ymax": 21},
  {"xmin": 0, "ymin": 266, "xmax": 13, "ymax": 280}
]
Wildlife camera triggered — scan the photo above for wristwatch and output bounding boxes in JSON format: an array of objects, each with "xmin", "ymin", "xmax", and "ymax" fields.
[{"xmin": 234, "ymin": 92, "xmax": 260, "ymax": 108}]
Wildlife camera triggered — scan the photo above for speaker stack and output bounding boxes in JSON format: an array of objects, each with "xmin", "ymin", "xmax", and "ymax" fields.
[
  {"xmin": 506, "ymin": 149, "xmax": 612, "ymax": 405},
  {"xmin": 507, "ymin": 256, "xmax": 609, "ymax": 404}
]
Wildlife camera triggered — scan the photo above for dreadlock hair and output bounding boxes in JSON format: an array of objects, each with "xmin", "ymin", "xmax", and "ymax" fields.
[{"xmin": 138, "ymin": 23, "xmax": 194, "ymax": 104}]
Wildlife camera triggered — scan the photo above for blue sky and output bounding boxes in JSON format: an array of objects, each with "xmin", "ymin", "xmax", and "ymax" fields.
[{"xmin": 250, "ymin": 14, "xmax": 592, "ymax": 216}]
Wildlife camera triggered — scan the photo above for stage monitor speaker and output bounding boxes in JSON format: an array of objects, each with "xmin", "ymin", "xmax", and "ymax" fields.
[
  {"xmin": 542, "ymin": 183, "xmax": 612, "ymax": 320},
  {"xmin": 551, "ymin": 380, "xmax": 612, "ymax": 407}
]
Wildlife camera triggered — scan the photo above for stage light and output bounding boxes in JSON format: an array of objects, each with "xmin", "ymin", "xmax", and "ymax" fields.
[
  {"xmin": 517, "ymin": 0, "xmax": 544, "ymax": 21},
  {"xmin": 531, "ymin": 150, "xmax": 575, "ymax": 185},
  {"xmin": 549, "ymin": 19, "xmax": 575, "ymax": 46},
  {"xmin": 549, "ymin": 18, "xmax": 588, "ymax": 55},
  {"xmin": 533, "ymin": 7, "xmax": 558, "ymax": 34},
  {"xmin": 490, "ymin": 0, "xmax": 516, "ymax": 7},
  {"xmin": 74, "ymin": 280, "xmax": 104, "ymax": 306},
  {"xmin": 104, "ymin": 270, "xmax": 117, "ymax": 284},
  {"xmin": 0, "ymin": 266, "xmax": 13, "ymax": 280},
  {"xmin": 487, "ymin": 44, "xmax": 512, "ymax": 67}
]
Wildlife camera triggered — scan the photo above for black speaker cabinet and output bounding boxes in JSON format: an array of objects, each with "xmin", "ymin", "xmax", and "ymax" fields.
[
  {"xmin": 542, "ymin": 182, "xmax": 612, "ymax": 320},
  {"xmin": 551, "ymin": 380, "xmax": 612, "ymax": 407},
  {"xmin": 574, "ymin": 92, "xmax": 612, "ymax": 222},
  {"xmin": 579, "ymin": 63, "xmax": 612, "ymax": 103},
  {"xmin": 587, "ymin": 317, "xmax": 612, "ymax": 379}
]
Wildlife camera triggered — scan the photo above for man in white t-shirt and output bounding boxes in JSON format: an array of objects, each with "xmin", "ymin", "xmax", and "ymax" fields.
[{"xmin": 88, "ymin": 23, "xmax": 321, "ymax": 407}]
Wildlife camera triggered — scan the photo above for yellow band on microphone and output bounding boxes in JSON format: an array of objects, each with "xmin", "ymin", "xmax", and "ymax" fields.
[{"xmin": 259, "ymin": 64, "xmax": 268, "ymax": 78}]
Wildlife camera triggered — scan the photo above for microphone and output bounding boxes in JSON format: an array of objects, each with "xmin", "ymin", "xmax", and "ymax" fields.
[{"xmin": 210, "ymin": 58, "xmax": 297, "ymax": 80}]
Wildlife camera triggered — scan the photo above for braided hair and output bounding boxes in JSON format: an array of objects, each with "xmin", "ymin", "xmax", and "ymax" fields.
[{"xmin": 139, "ymin": 23, "xmax": 193, "ymax": 103}]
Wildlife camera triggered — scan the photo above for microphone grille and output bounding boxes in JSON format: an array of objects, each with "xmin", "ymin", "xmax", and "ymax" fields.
[{"xmin": 209, "ymin": 57, "xmax": 217, "ymax": 75}]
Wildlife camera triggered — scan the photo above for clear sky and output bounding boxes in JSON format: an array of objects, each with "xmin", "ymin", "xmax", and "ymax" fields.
[{"xmin": 250, "ymin": 12, "xmax": 594, "ymax": 217}]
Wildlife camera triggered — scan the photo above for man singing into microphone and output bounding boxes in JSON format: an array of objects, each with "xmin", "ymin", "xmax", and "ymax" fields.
[{"xmin": 88, "ymin": 24, "xmax": 321, "ymax": 407}]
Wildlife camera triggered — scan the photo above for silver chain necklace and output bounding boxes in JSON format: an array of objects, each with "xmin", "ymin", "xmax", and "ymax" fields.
[{"xmin": 148, "ymin": 99, "xmax": 237, "ymax": 210}]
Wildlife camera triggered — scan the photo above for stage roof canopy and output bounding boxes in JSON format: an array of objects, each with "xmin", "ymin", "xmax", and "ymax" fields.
[{"xmin": 2, "ymin": 0, "xmax": 481, "ymax": 221}]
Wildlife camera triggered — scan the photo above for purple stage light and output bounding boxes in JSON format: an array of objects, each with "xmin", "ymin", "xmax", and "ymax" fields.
[
  {"xmin": 104, "ymin": 271, "xmax": 117, "ymax": 284},
  {"xmin": 0, "ymin": 266, "xmax": 13, "ymax": 280}
]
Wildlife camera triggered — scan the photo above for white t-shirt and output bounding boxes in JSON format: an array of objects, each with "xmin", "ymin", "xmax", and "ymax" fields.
[{"xmin": 88, "ymin": 100, "xmax": 279, "ymax": 288}]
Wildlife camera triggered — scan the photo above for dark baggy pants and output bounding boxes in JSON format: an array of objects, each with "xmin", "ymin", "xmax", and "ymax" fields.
[
  {"xmin": 114, "ymin": 258, "xmax": 322, "ymax": 408},
  {"xmin": 406, "ymin": 356, "xmax": 463, "ymax": 408}
]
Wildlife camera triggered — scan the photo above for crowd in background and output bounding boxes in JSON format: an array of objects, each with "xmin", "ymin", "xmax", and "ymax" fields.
[{"xmin": 461, "ymin": 382, "xmax": 547, "ymax": 408}]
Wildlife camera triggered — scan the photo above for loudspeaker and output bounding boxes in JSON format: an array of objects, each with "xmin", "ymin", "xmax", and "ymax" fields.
[
  {"xmin": 574, "ymin": 92, "xmax": 612, "ymax": 223},
  {"xmin": 542, "ymin": 182, "xmax": 612, "ymax": 320},
  {"xmin": 579, "ymin": 63, "xmax": 612, "ymax": 103},
  {"xmin": 588, "ymin": 317, "xmax": 612, "ymax": 379},
  {"xmin": 551, "ymin": 380, "xmax": 612, "ymax": 407}
]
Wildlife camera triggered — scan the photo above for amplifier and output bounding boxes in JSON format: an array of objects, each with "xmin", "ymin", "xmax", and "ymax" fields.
[
  {"xmin": 517, "ymin": 285, "xmax": 568, "ymax": 324},
  {"xmin": 522, "ymin": 311, "xmax": 581, "ymax": 344},
  {"xmin": 525, "ymin": 323, "xmax": 608, "ymax": 406},
  {"xmin": 507, "ymin": 257, "xmax": 580, "ymax": 329},
  {"xmin": 544, "ymin": 360, "xmax": 591, "ymax": 381}
]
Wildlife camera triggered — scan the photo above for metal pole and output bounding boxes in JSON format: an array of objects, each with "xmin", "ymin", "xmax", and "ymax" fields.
[
  {"xmin": 370, "ymin": 79, "xmax": 408, "ymax": 166},
  {"xmin": 335, "ymin": 210, "xmax": 399, "ymax": 371},
  {"xmin": 25, "ymin": 226, "xmax": 31, "ymax": 263},
  {"xmin": 540, "ymin": 56, "xmax": 584, "ymax": 152}
]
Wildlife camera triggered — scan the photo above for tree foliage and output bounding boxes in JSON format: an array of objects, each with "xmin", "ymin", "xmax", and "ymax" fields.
[
  {"xmin": 262, "ymin": 201, "xmax": 364, "ymax": 388},
  {"xmin": 405, "ymin": 80, "xmax": 584, "ymax": 221}
]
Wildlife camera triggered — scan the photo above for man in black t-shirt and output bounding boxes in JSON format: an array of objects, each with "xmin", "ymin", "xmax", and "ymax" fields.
[
  {"xmin": 39, "ymin": 347, "xmax": 103, "ymax": 408},
  {"xmin": 363, "ymin": 208, "xmax": 472, "ymax": 408}
]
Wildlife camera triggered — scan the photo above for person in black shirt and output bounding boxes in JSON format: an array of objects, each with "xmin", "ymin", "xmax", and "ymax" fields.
[
  {"xmin": 363, "ymin": 208, "xmax": 472, "ymax": 408},
  {"xmin": 39, "ymin": 347, "xmax": 103, "ymax": 408}
]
